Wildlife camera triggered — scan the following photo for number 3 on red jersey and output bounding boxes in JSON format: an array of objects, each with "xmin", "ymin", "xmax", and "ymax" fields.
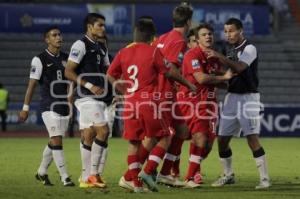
[{"xmin": 127, "ymin": 65, "xmax": 139, "ymax": 93}]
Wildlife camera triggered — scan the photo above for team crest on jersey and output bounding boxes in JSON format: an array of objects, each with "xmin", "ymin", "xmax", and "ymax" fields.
[
  {"xmin": 71, "ymin": 49, "xmax": 80, "ymax": 58},
  {"xmin": 30, "ymin": 66, "xmax": 36, "ymax": 73},
  {"xmin": 191, "ymin": 59, "xmax": 200, "ymax": 69},
  {"xmin": 177, "ymin": 52, "xmax": 184, "ymax": 63}
]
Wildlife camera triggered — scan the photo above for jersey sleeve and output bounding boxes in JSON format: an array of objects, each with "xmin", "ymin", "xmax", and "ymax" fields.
[
  {"xmin": 29, "ymin": 56, "xmax": 43, "ymax": 80},
  {"xmin": 238, "ymin": 44, "xmax": 257, "ymax": 66},
  {"xmin": 107, "ymin": 51, "xmax": 122, "ymax": 79},
  {"xmin": 68, "ymin": 40, "xmax": 86, "ymax": 64},
  {"xmin": 183, "ymin": 51, "xmax": 204, "ymax": 75},
  {"xmin": 165, "ymin": 41, "xmax": 186, "ymax": 67}
]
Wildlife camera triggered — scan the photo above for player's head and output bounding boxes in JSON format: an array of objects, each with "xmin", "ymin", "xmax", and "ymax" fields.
[
  {"xmin": 172, "ymin": 3, "xmax": 193, "ymax": 30},
  {"xmin": 84, "ymin": 13, "xmax": 106, "ymax": 39},
  {"xmin": 187, "ymin": 27, "xmax": 198, "ymax": 49},
  {"xmin": 195, "ymin": 23, "xmax": 214, "ymax": 49},
  {"xmin": 133, "ymin": 17, "xmax": 156, "ymax": 43},
  {"xmin": 44, "ymin": 26, "xmax": 62, "ymax": 48},
  {"xmin": 224, "ymin": 18, "xmax": 244, "ymax": 45}
]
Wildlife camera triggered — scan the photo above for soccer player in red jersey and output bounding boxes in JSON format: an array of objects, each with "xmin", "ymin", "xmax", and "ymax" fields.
[
  {"xmin": 107, "ymin": 17, "xmax": 190, "ymax": 192},
  {"xmin": 177, "ymin": 23, "xmax": 233, "ymax": 188},
  {"xmin": 152, "ymin": 3, "xmax": 196, "ymax": 186}
]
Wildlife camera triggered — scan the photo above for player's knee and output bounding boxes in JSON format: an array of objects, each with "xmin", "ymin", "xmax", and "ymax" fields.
[{"xmin": 49, "ymin": 136, "xmax": 62, "ymax": 146}]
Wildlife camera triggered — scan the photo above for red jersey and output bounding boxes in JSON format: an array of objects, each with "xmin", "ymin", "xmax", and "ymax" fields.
[
  {"xmin": 108, "ymin": 42, "xmax": 168, "ymax": 101},
  {"xmin": 153, "ymin": 29, "xmax": 187, "ymax": 98},
  {"xmin": 178, "ymin": 46, "xmax": 221, "ymax": 103}
]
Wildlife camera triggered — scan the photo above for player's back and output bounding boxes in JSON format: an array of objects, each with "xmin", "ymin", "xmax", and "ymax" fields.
[
  {"xmin": 112, "ymin": 42, "xmax": 160, "ymax": 96},
  {"xmin": 152, "ymin": 29, "xmax": 186, "ymax": 99}
]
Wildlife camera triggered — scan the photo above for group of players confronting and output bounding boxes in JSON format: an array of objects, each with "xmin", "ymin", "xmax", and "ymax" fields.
[{"xmin": 18, "ymin": 1, "xmax": 271, "ymax": 193}]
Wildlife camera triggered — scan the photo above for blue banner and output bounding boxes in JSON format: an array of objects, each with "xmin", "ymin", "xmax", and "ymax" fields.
[
  {"xmin": 136, "ymin": 4, "xmax": 270, "ymax": 36},
  {"xmin": 261, "ymin": 105, "xmax": 300, "ymax": 137},
  {"xmin": 0, "ymin": 4, "xmax": 269, "ymax": 36},
  {"xmin": 0, "ymin": 4, "xmax": 132, "ymax": 36}
]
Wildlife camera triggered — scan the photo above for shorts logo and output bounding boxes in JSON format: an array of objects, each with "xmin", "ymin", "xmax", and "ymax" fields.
[
  {"xmin": 51, "ymin": 126, "xmax": 56, "ymax": 132},
  {"xmin": 191, "ymin": 59, "xmax": 200, "ymax": 69},
  {"xmin": 95, "ymin": 113, "xmax": 100, "ymax": 118},
  {"xmin": 71, "ymin": 49, "xmax": 80, "ymax": 58}
]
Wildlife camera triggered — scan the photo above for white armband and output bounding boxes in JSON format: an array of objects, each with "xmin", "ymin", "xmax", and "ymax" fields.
[
  {"xmin": 22, "ymin": 104, "xmax": 29, "ymax": 111},
  {"xmin": 84, "ymin": 82, "xmax": 93, "ymax": 90}
]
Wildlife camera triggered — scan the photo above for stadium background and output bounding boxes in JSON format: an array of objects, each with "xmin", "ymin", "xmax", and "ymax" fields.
[{"xmin": 0, "ymin": 0, "xmax": 299, "ymax": 137}]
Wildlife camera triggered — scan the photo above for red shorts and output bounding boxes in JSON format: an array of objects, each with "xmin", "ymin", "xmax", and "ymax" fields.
[
  {"xmin": 179, "ymin": 102, "xmax": 217, "ymax": 140},
  {"xmin": 122, "ymin": 100, "xmax": 173, "ymax": 141}
]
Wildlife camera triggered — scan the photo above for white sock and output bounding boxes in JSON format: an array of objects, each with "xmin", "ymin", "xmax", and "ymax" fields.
[
  {"xmin": 220, "ymin": 157, "xmax": 233, "ymax": 176},
  {"xmin": 38, "ymin": 144, "xmax": 53, "ymax": 175},
  {"xmin": 90, "ymin": 139, "xmax": 107, "ymax": 176},
  {"xmin": 98, "ymin": 147, "xmax": 108, "ymax": 176},
  {"xmin": 80, "ymin": 142, "xmax": 91, "ymax": 181},
  {"xmin": 52, "ymin": 146, "xmax": 69, "ymax": 181},
  {"xmin": 255, "ymin": 155, "xmax": 269, "ymax": 181}
]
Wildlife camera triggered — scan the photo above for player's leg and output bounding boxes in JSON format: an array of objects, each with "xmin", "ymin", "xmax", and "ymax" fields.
[
  {"xmin": 241, "ymin": 93, "xmax": 270, "ymax": 189},
  {"xmin": 41, "ymin": 111, "xmax": 74, "ymax": 186},
  {"xmin": 212, "ymin": 94, "xmax": 239, "ymax": 187},
  {"xmin": 36, "ymin": 142, "xmax": 53, "ymax": 186}
]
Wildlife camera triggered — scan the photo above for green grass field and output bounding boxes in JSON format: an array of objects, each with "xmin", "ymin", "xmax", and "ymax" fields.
[{"xmin": 0, "ymin": 137, "xmax": 299, "ymax": 199}]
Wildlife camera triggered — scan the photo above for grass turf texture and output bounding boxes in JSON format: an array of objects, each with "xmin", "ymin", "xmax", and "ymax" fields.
[{"xmin": 0, "ymin": 138, "xmax": 299, "ymax": 199}]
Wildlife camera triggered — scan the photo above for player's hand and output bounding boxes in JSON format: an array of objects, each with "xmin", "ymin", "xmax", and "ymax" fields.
[
  {"xmin": 19, "ymin": 110, "xmax": 29, "ymax": 122},
  {"xmin": 90, "ymin": 85, "xmax": 104, "ymax": 95},
  {"xmin": 223, "ymin": 69, "xmax": 237, "ymax": 80},
  {"xmin": 205, "ymin": 49, "xmax": 221, "ymax": 59}
]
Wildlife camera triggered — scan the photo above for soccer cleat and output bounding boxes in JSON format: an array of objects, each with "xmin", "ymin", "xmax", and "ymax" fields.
[
  {"xmin": 255, "ymin": 178, "xmax": 271, "ymax": 189},
  {"xmin": 211, "ymin": 173, "xmax": 235, "ymax": 187},
  {"xmin": 173, "ymin": 176, "xmax": 185, "ymax": 187},
  {"xmin": 134, "ymin": 186, "xmax": 150, "ymax": 193},
  {"xmin": 118, "ymin": 176, "xmax": 135, "ymax": 191},
  {"xmin": 87, "ymin": 175, "xmax": 106, "ymax": 188},
  {"xmin": 63, "ymin": 177, "xmax": 75, "ymax": 187},
  {"xmin": 156, "ymin": 173, "xmax": 175, "ymax": 186},
  {"xmin": 138, "ymin": 171, "xmax": 158, "ymax": 192},
  {"xmin": 35, "ymin": 173, "xmax": 53, "ymax": 186},
  {"xmin": 184, "ymin": 179, "xmax": 201, "ymax": 188}
]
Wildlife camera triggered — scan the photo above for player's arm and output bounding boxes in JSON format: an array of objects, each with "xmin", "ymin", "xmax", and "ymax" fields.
[
  {"xmin": 193, "ymin": 69, "xmax": 233, "ymax": 85},
  {"xmin": 19, "ymin": 57, "xmax": 42, "ymax": 122},
  {"xmin": 106, "ymin": 52, "xmax": 126, "ymax": 95},
  {"xmin": 205, "ymin": 48, "xmax": 255, "ymax": 74},
  {"xmin": 65, "ymin": 40, "xmax": 103, "ymax": 95},
  {"xmin": 19, "ymin": 79, "xmax": 38, "ymax": 122},
  {"xmin": 106, "ymin": 75, "xmax": 126, "ymax": 95},
  {"xmin": 165, "ymin": 63, "xmax": 196, "ymax": 92}
]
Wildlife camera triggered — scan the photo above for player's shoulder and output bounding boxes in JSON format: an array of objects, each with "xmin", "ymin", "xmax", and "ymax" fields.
[{"xmin": 71, "ymin": 39, "xmax": 86, "ymax": 49}]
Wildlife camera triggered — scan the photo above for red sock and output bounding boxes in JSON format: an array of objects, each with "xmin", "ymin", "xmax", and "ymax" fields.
[
  {"xmin": 139, "ymin": 144, "xmax": 150, "ymax": 165},
  {"xmin": 185, "ymin": 146, "xmax": 204, "ymax": 180},
  {"xmin": 160, "ymin": 137, "xmax": 184, "ymax": 176},
  {"xmin": 144, "ymin": 146, "xmax": 166, "ymax": 175},
  {"xmin": 126, "ymin": 155, "xmax": 141, "ymax": 186}
]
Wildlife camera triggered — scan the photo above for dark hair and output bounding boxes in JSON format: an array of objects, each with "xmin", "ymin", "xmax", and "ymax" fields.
[
  {"xmin": 194, "ymin": 23, "xmax": 214, "ymax": 39},
  {"xmin": 43, "ymin": 26, "xmax": 60, "ymax": 38},
  {"xmin": 225, "ymin": 18, "xmax": 243, "ymax": 29},
  {"xmin": 172, "ymin": 4, "xmax": 193, "ymax": 27},
  {"xmin": 187, "ymin": 27, "xmax": 196, "ymax": 38},
  {"xmin": 84, "ymin": 13, "xmax": 105, "ymax": 32},
  {"xmin": 134, "ymin": 17, "xmax": 156, "ymax": 43}
]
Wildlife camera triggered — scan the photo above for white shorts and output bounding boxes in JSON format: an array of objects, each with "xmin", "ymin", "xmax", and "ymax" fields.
[
  {"xmin": 75, "ymin": 97, "xmax": 108, "ymax": 129},
  {"xmin": 218, "ymin": 93, "xmax": 261, "ymax": 137},
  {"xmin": 42, "ymin": 111, "xmax": 69, "ymax": 137}
]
